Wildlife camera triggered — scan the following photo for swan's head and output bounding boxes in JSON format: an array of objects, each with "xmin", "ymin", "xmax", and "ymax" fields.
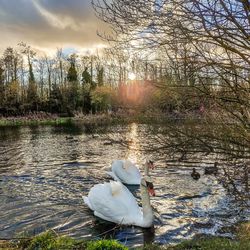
[
  {"xmin": 146, "ymin": 159, "xmax": 155, "ymax": 170},
  {"xmin": 141, "ymin": 177, "xmax": 155, "ymax": 196}
]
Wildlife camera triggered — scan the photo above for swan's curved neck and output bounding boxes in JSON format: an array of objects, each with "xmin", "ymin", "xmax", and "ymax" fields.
[
  {"xmin": 140, "ymin": 183, "xmax": 154, "ymax": 227},
  {"xmin": 144, "ymin": 163, "xmax": 149, "ymax": 176}
]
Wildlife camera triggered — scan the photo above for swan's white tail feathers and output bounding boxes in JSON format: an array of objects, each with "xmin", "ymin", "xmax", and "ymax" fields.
[{"xmin": 83, "ymin": 196, "xmax": 93, "ymax": 210}]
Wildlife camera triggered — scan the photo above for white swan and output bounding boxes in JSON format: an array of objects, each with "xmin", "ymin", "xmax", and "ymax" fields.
[
  {"xmin": 107, "ymin": 159, "xmax": 154, "ymax": 185},
  {"xmin": 83, "ymin": 177, "xmax": 155, "ymax": 228}
]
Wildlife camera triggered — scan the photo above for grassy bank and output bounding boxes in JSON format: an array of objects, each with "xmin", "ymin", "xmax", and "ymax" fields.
[
  {"xmin": 0, "ymin": 117, "xmax": 73, "ymax": 127},
  {"xmin": 0, "ymin": 112, "xmax": 73, "ymax": 127},
  {"xmin": 0, "ymin": 109, "xmax": 207, "ymax": 128},
  {"xmin": 1, "ymin": 222, "xmax": 249, "ymax": 250},
  {"xmin": 0, "ymin": 114, "xmax": 128, "ymax": 128}
]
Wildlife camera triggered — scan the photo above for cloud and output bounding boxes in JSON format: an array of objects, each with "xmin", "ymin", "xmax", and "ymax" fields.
[
  {"xmin": 33, "ymin": 1, "xmax": 74, "ymax": 30},
  {"xmin": 0, "ymin": 0, "xmax": 108, "ymax": 53}
]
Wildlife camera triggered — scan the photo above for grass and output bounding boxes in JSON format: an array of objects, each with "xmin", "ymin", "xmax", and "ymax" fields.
[
  {"xmin": 1, "ymin": 222, "xmax": 250, "ymax": 249},
  {"xmin": 237, "ymin": 222, "xmax": 250, "ymax": 241},
  {"xmin": 0, "ymin": 230, "xmax": 129, "ymax": 250},
  {"xmin": 86, "ymin": 239, "xmax": 128, "ymax": 250},
  {"xmin": 1, "ymin": 223, "xmax": 249, "ymax": 250},
  {"xmin": 0, "ymin": 111, "xmax": 205, "ymax": 128},
  {"xmin": 167, "ymin": 237, "xmax": 249, "ymax": 250},
  {"xmin": 0, "ymin": 117, "xmax": 73, "ymax": 127}
]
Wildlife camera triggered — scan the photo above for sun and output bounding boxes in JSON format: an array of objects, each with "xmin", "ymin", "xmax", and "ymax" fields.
[{"xmin": 128, "ymin": 72, "xmax": 136, "ymax": 80}]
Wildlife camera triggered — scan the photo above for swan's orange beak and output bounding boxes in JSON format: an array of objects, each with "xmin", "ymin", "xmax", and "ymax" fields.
[{"xmin": 148, "ymin": 187, "xmax": 155, "ymax": 196}]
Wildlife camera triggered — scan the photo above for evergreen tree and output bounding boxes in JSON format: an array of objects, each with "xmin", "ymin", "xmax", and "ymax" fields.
[
  {"xmin": 27, "ymin": 61, "xmax": 38, "ymax": 105},
  {"xmin": 19, "ymin": 43, "xmax": 38, "ymax": 110},
  {"xmin": 49, "ymin": 84, "xmax": 63, "ymax": 113},
  {"xmin": 82, "ymin": 67, "xmax": 91, "ymax": 84},
  {"xmin": 67, "ymin": 55, "xmax": 79, "ymax": 112},
  {"xmin": 81, "ymin": 67, "xmax": 92, "ymax": 113}
]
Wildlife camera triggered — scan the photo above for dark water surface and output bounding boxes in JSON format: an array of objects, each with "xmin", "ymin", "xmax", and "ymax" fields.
[{"xmin": 0, "ymin": 124, "xmax": 249, "ymax": 248}]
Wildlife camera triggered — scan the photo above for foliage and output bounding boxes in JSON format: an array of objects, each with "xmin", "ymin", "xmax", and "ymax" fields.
[
  {"xmin": 137, "ymin": 243, "xmax": 164, "ymax": 250},
  {"xmin": 150, "ymin": 85, "xmax": 208, "ymax": 115},
  {"xmin": 80, "ymin": 69, "xmax": 92, "ymax": 113},
  {"xmin": 87, "ymin": 239, "xmax": 128, "ymax": 250},
  {"xmin": 237, "ymin": 222, "xmax": 250, "ymax": 242},
  {"xmin": 5, "ymin": 81, "xmax": 20, "ymax": 106},
  {"xmin": 23, "ymin": 230, "xmax": 86, "ymax": 250},
  {"xmin": 66, "ymin": 56, "xmax": 79, "ymax": 111},
  {"xmin": 1, "ymin": 224, "xmax": 250, "ymax": 250},
  {"xmin": 0, "ymin": 44, "xmax": 114, "ymax": 116},
  {"xmin": 67, "ymin": 58, "xmax": 78, "ymax": 82},
  {"xmin": 91, "ymin": 85, "xmax": 117, "ymax": 112},
  {"xmin": 82, "ymin": 67, "xmax": 91, "ymax": 85},
  {"xmin": 11, "ymin": 231, "xmax": 127, "ymax": 250},
  {"xmin": 48, "ymin": 85, "xmax": 64, "ymax": 113},
  {"xmin": 0, "ymin": 117, "xmax": 72, "ymax": 127}
]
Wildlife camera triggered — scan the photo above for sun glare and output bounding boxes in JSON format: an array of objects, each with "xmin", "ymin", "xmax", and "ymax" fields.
[
  {"xmin": 128, "ymin": 72, "xmax": 136, "ymax": 81},
  {"xmin": 126, "ymin": 123, "xmax": 141, "ymax": 163}
]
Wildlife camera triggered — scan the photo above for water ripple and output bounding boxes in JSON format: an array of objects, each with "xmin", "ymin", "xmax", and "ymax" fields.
[{"xmin": 0, "ymin": 124, "xmax": 249, "ymax": 248}]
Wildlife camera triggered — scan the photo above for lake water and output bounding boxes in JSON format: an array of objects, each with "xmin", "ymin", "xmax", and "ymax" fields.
[{"xmin": 0, "ymin": 123, "xmax": 249, "ymax": 248}]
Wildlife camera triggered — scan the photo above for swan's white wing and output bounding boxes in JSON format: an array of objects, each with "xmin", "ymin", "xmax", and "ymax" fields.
[
  {"xmin": 85, "ymin": 181, "xmax": 142, "ymax": 225},
  {"xmin": 112, "ymin": 160, "xmax": 141, "ymax": 185}
]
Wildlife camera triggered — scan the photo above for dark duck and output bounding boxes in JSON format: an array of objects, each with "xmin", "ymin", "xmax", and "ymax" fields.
[
  {"xmin": 191, "ymin": 168, "xmax": 200, "ymax": 180},
  {"xmin": 204, "ymin": 162, "xmax": 219, "ymax": 175}
]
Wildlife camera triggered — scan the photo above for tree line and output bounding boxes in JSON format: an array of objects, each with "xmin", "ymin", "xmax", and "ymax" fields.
[
  {"xmin": 0, "ymin": 43, "xmax": 119, "ymax": 116},
  {"xmin": 0, "ymin": 42, "xmax": 180, "ymax": 116}
]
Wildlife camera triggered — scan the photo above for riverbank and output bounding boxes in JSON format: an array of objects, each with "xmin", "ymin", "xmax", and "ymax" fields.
[
  {"xmin": 1, "ymin": 222, "xmax": 249, "ymax": 250},
  {"xmin": 0, "ymin": 112, "xmax": 72, "ymax": 127},
  {"xmin": 0, "ymin": 110, "xmax": 207, "ymax": 128}
]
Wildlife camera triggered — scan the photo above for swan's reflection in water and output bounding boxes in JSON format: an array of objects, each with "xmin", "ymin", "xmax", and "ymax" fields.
[
  {"xmin": 143, "ymin": 226, "xmax": 155, "ymax": 245},
  {"xmin": 90, "ymin": 217, "xmax": 155, "ymax": 247}
]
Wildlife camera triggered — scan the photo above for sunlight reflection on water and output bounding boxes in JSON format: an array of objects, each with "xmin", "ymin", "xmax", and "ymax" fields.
[{"xmin": 125, "ymin": 123, "xmax": 141, "ymax": 164}]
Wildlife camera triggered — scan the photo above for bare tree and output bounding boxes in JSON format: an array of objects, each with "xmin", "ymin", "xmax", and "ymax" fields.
[{"xmin": 92, "ymin": 0, "xmax": 250, "ymax": 202}]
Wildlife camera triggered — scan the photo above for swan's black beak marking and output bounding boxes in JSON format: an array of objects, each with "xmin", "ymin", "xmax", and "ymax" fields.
[{"xmin": 146, "ymin": 181, "xmax": 155, "ymax": 196}]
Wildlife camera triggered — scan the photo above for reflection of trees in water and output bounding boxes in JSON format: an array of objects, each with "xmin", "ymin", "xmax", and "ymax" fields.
[
  {"xmin": 0, "ymin": 126, "xmax": 21, "ymax": 141},
  {"xmin": 0, "ymin": 127, "xmax": 25, "ymax": 175},
  {"xmin": 221, "ymin": 162, "xmax": 249, "ymax": 204}
]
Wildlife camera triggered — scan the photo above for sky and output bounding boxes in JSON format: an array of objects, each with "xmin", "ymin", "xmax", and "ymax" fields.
[{"xmin": 0, "ymin": 0, "xmax": 108, "ymax": 54}]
